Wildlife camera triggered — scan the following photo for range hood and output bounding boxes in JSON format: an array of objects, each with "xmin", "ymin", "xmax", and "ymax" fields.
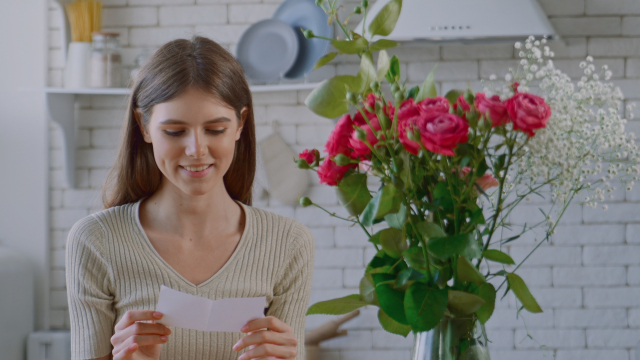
[{"xmin": 357, "ymin": 0, "xmax": 557, "ymax": 44}]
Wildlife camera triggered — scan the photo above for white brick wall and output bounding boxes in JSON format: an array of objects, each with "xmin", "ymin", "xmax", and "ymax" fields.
[{"xmin": 46, "ymin": 0, "xmax": 640, "ymax": 358}]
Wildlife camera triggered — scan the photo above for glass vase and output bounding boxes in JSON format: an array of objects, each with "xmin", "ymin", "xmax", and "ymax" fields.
[{"xmin": 410, "ymin": 317, "xmax": 490, "ymax": 360}]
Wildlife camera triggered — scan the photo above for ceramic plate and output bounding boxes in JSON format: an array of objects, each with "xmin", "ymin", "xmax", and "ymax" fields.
[
  {"xmin": 236, "ymin": 19, "xmax": 299, "ymax": 83},
  {"xmin": 273, "ymin": 0, "xmax": 332, "ymax": 79}
]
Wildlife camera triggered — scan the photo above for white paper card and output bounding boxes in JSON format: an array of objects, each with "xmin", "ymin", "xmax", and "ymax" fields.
[{"xmin": 155, "ymin": 285, "xmax": 267, "ymax": 332}]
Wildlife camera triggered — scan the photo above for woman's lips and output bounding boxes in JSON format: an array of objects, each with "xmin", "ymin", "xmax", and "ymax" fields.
[{"xmin": 180, "ymin": 164, "xmax": 213, "ymax": 178}]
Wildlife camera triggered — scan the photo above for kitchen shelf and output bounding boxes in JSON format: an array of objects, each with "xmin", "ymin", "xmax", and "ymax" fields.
[{"xmin": 23, "ymin": 82, "xmax": 321, "ymax": 188}]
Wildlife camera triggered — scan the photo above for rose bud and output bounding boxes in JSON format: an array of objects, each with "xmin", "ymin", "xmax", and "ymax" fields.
[{"xmin": 299, "ymin": 197, "xmax": 313, "ymax": 207}]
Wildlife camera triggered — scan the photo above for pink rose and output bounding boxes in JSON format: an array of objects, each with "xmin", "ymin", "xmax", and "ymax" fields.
[
  {"xmin": 324, "ymin": 114, "xmax": 355, "ymax": 157},
  {"xmin": 317, "ymin": 158, "xmax": 355, "ymax": 186},
  {"xmin": 298, "ymin": 149, "xmax": 317, "ymax": 165},
  {"xmin": 459, "ymin": 167, "xmax": 499, "ymax": 191},
  {"xmin": 349, "ymin": 117, "xmax": 383, "ymax": 158},
  {"xmin": 399, "ymin": 112, "xmax": 469, "ymax": 156},
  {"xmin": 454, "ymin": 94, "xmax": 471, "ymax": 113},
  {"xmin": 506, "ymin": 93, "xmax": 551, "ymax": 137},
  {"xmin": 474, "ymin": 93, "xmax": 509, "ymax": 127},
  {"xmin": 476, "ymin": 173, "xmax": 499, "ymax": 191}
]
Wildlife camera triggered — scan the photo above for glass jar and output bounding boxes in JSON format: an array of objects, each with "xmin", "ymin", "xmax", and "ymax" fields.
[
  {"xmin": 129, "ymin": 48, "xmax": 155, "ymax": 87},
  {"xmin": 89, "ymin": 32, "xmax": 122, "ymax": 88},
  {"xmin": 411, "ymin": 317, "xmax": 491, "ymax": 360}
]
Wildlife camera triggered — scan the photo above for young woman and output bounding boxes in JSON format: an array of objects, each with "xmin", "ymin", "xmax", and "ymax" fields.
[{"xmin": 65, "ymin": 36, "xmax": 315, "ymax": 360}]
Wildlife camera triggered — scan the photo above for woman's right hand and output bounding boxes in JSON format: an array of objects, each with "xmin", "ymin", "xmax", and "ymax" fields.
[{"xmin": 110, "ymin": 310, "xmax": 171, "ymax": 360}]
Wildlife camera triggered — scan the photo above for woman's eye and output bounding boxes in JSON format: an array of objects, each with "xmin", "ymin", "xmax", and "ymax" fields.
[{"xmin": 163, "ymin": 129, "xmax": 225, "ymax": 137}]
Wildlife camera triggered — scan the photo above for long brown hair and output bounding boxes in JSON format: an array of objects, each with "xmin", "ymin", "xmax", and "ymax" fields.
[{"xmin": 101, "ymin": 35, "xmax": 256, "ymax": 209}]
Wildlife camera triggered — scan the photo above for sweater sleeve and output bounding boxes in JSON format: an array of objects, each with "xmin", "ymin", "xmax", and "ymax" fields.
[
  {"xmin": 265, "ymin": 221, "xmax": 315, "ymax": 360},
  {"xmin": 66, "ymin": 215, "xmax": 115, "ymax": 360}
]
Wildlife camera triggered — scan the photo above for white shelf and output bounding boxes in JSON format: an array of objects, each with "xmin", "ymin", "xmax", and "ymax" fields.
[
  {"xmin": 23, "ymin": 82, "xmax": 321, "ymax": 189},
  {"xmin": 24, "ymin": 82, "xmax": 321, "ymax": 95}
]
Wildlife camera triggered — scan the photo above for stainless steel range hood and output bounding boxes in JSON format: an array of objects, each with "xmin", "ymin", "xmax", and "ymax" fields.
[{"xmin": 357, "ymin": 0, "xmax": 557, "ymax": 44}]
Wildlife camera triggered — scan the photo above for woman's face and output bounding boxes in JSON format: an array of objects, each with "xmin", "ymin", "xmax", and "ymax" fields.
[{"xmin": 137, "ymin": 87, "xmax": 246, "ymax": 197}]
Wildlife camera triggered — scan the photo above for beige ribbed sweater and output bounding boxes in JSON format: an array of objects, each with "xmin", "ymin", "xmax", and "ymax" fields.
[{"xmin": 65, "ymin": 198, "xmax": 315, "ymax": 360}]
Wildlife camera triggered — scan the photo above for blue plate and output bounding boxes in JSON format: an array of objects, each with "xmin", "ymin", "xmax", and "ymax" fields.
[
  {"xmin": 236, "ymin": 19, "xmax": 299, "ymax": 83},
  {"xmin": 273, "ymin": 0, "xmax": 332, "ymax": 79}
]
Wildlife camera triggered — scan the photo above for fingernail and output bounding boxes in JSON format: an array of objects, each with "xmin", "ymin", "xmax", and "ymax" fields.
[
  {"xmin": 161, "ymin": 336, "xmax": 168, "ymax": 341},
  {"xmin": 153, "ymin": 312, "xmax": 163, "ymax": 318},
  {"xmin": 240, "ymin": 324, "xmax": 248, "ymax": 332},
  {"xmin": 233, "ymin": 342, "xmax": 239, "ymax": 350}
]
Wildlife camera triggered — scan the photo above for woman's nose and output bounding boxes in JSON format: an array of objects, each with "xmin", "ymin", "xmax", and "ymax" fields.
[{"xmin": 185, "ymin": 131, "xmax": 207, "ymax": 158}]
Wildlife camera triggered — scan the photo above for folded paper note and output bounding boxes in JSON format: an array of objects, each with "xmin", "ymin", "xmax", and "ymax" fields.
[{"xmin": 155, "ymin": 285, "xmax": 267, "ymax": 332}]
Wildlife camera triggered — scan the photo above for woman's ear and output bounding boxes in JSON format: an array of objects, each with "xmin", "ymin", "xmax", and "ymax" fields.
[
  {"xmin": 235, "ymin": 106, "xmax": 248, "ymax": 141},
  {"xmin": 135, "ymin": 109, "xmax": 152, "ymax": 143}
]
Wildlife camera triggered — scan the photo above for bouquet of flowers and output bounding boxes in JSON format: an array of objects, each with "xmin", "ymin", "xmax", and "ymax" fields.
[{"xmin": 298, "ymin": 0, "xmax": 640, "ymax": 356}]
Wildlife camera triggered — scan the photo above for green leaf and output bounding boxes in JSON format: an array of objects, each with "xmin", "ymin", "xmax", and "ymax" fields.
[
  {"xmin": 376, "ymin": 50, "xmax": 390, "ymax": 81},
  {"xmin": 476, "ymin": 283, "xmax": 496, "ymax": 324},
  {"xmin": 361, "ymin": 184, "xmax": 402, "ymax": 226},
  {"xmin": 402, "ymin": 246, "xmax": 427, "ymax": 270},
  {"xmin": 368, "ymin": 0, "xmax": 403, "ymax": 37},
  {"xmin": 378, "ymin": 228, "xmax": 407, "ymax": 258},
  {"xmin": 483, "ymin": 249, "xmax": 515, "ymax": 265},
  {"xmin": 370, "ymin": 39, "xmax": 399, "ymax": 52},
  {"xmin": 415, "ymin": 64, "xmax": 438, "ymax": 103},
  {"xmin": 406, "ymin": 85, "xmax": 419, "ymax": 100},
  {"xmin": 332, "ymin": 37, "xmax": 369, "ymax": 54},
  {"xmin": 405, "ymin": 282, "xmax": 448, "ymax": 332},
  {"xmin": 313, "ymin": 52, "xmax": 338, "ymax": 70},
  {"xmin": 447, "ymin": 290, "xmax": 485, "ymax": 317},
  {"xmin": 415, "ymin": 221, "xmax": 446, "ymax": 240},
  {"xmin": 373, "ymin": 274, "xmax": 408, "ymax": 325},
  {"xmin": 456, "ymin": 255, "xmax": 486, "ymax": 285},
  {"xmin": 506, "ymin": 273, "xmax": 543, "ymax": 313},
  {"xmin": 305, "ymin": 75, "xmax": 360, "ymax": 119},
  {"xmin": 360, "ymin": 273, "xmax": 378, "ymax": 305},
  {"xmin": 445, "ymin": 89, "xmax": 464, "ymax": 105},
  {"xmin": 357, "ymin": 52, "xmax": 376, "ymax": 93},
  {"xmin": 427, "ymin": 233, "xmax": 481, "ymax": 260},
  {"xmin": 386, "ymin": 55, "xmax": 400, "ymax": 83},
  {"xmin": 336, "ymin": 173, "xmax": 372, "ymax": 216},
  {"xmin": 384, "ymin": 202, "xmax": 407, "ymax": 229},
  {"xmin": 378, "ymin": 308, "xmax": 411, "ymax": 337},
  {"xmin": 306, "ymin": 294, "xmax": 369, "ymax": 315}
]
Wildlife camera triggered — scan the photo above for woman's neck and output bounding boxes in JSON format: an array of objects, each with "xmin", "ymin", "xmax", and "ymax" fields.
[{"xmin": 140, "ymin": 178, "xmax": 243, "ymax": 243}]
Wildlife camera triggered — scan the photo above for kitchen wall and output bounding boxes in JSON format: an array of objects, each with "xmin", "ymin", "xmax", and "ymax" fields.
[{"xmin": 47, "ymin": 0, "xmax": 640, "ymax": 359}]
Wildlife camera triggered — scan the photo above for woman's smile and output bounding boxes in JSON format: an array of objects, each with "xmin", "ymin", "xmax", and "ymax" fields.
[{"xmin": 179, "ymin": 163, "xmax": 213, "ymax": 177}]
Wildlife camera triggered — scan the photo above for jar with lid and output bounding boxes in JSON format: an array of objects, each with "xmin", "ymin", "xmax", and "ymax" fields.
[{"xmin": 89, "ymin": 32, "xmax": 122, "ymax": 88}]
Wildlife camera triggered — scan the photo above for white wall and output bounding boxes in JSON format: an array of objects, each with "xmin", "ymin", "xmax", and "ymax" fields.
[
  {"xmin": 0, "ymin": 0, "xmax": 50, "ymax": 337},
  {"xmin": 46, "ymin": 0, "xmax": 640, "ymax": 359}
]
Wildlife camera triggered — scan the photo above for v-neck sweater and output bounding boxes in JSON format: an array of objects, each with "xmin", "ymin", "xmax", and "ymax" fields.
[{"xmin": 65, "ymin": 198, "xmax": 315, "ymax": 360}]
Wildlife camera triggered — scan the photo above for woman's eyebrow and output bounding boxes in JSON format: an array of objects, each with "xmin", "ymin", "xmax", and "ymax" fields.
[{"xmin": 159, "ymin": 117, "xmax": 231, "ymax": 125}]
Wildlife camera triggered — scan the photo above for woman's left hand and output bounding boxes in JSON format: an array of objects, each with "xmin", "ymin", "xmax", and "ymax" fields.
[{"xmin": 233, "ymin": 315, "xmax": 298, "ymax": 360}]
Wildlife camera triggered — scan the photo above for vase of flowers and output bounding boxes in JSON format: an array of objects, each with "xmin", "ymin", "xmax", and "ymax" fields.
[{"xmin": 298, "ymin": 1, "xmax": 640, "ymax": 359}]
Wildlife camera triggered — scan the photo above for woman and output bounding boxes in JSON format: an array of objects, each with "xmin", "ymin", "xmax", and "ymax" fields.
[{"xmin": 65, "ymin": 35, "xmax": 315, "ymax": 360}]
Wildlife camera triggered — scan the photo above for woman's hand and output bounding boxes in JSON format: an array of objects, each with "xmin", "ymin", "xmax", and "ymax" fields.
[
  {"xmin": 233, "ymin": 316, "xmax": 298, "ymax": 360},
  {"xmin": 110, "ymin": 310, "xmax": 172, "ymax": 360}
]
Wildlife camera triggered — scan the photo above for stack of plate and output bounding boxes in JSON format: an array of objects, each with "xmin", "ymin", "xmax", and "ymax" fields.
[{"xmin": 236, "ymin": 0, "xmax": 332, "ymax": 84}]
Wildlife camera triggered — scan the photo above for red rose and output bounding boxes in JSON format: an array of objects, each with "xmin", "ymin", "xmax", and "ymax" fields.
[
  {"xmin": 317, "ymin": 158, "xmax": 355, "ymax": 186},
  {"xmin": 474, "ymin": 93, "xmax": 509, "ymax": 127},
  {"xmin": 506, "ymin": 93, "xmax": 551, "ymax": 137},
  {"xmin": 400, "ymin": 112, "xmax": 469, "ymax": 156},
  {"xmin": 298, "ymin": 149, "xmax": 317, "ymax": 165},
  {"xmin": 324, "ymin": 114, "xmax": 355, "ymax": 157},
  {"xmin": 454, "ymin": 94, "xmax": 471, "ymax": 112},
  {"xmin": 353, "ymin": 93, "xmax": 386, "ymax": 126},
  {"xmin": 349, "ymin": 117, "xmax": 382, "ymax": 158},
  {"xmin": 417, "ymin": 96, "xmax": 451, "ymax": 114}
]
